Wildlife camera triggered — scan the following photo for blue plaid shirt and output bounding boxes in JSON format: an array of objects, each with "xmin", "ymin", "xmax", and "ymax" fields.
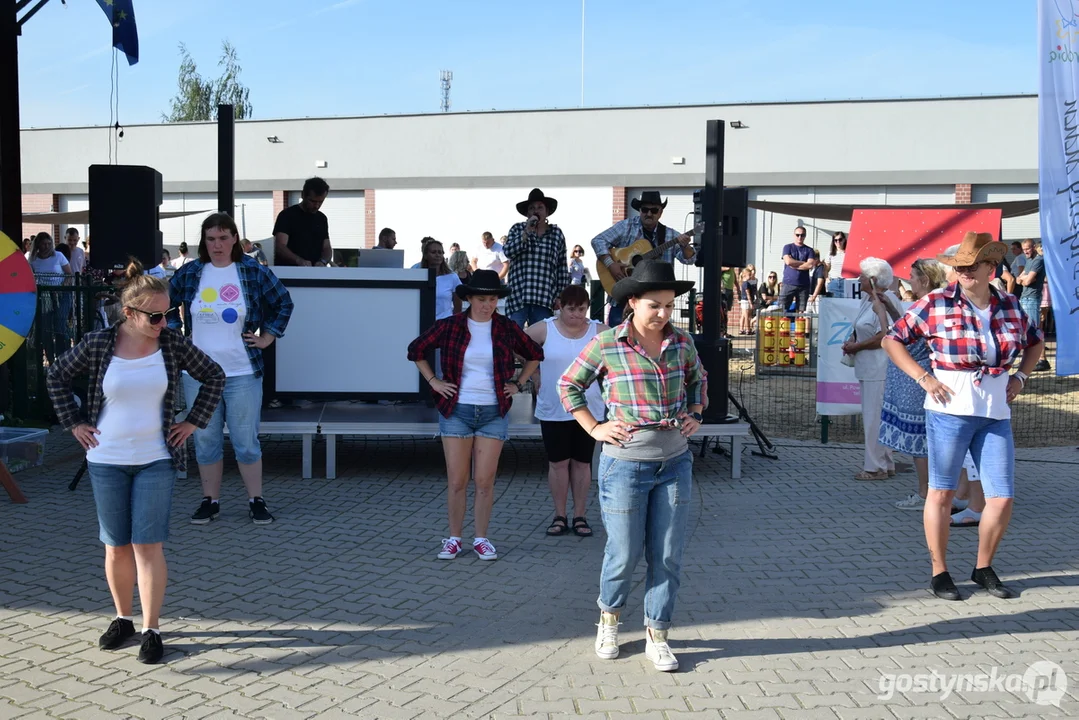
[
  {"xmin": 168, "ymin": 255, "xmax": 294, "ymax": 378},
  {"xmin": 591, "ymin": 217, "xmax": 695, "ymax": 266}
]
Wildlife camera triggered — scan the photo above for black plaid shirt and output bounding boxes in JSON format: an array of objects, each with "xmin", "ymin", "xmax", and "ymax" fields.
[
  {"xmin": 46, "ymin": 325, "xmax": 226, "ymax": 471},
  {"xmin": 503, "ymin": 221, "xmax": 570, "ymax": 315}
]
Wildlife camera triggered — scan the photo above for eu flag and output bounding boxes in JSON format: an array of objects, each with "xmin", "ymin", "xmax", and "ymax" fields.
[{"xmin": 94, "ymin": 0, "xmax": 139, "ymax": 65}]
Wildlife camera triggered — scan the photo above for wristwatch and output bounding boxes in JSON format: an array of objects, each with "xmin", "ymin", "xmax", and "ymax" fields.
[
  {"xmin": 512, "ymin": 380, "xmax": 524, "ymax": 392},
  {"xmin": 689, "ymin": 412, "xmax": 703, "ymax": 423}
]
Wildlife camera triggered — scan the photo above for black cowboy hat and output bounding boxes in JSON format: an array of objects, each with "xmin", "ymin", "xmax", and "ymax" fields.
[
  {"xmin": 455, "ymin": 269, "xmax": 510, "ymax": 300},
  {"xmin": 516, "ymin": 188, "xmax": 558, "ymax": 217},
  {"xmin": 630, "ymin": 191, "xmax": 668, "ymax": 212},
  {"xmin": 610, "ymin": 260, "xmax": 695, "ymax": 304}
]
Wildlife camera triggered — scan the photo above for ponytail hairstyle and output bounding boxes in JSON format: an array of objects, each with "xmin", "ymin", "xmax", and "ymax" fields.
[{"xmin": 119, "ymin": 257, "xmax": 169, "ymax": 313}]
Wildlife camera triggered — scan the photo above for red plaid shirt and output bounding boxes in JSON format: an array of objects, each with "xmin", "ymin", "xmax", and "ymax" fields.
[
  {"xmin": 407, "ymin": 312, "xmax": 544, "ymax": 418},
  {"xmin": 887, "ymin": 283, "xmax": 1043, "ymax": 384}
]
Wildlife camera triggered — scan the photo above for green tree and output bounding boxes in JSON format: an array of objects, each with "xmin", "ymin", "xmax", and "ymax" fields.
[{"xmin": 163, "ymin": 41, "xmax": 253, "ymax": 122}]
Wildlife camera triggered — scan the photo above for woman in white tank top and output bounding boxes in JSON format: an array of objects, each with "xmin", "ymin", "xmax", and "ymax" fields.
[{"xmin": 526, "ymin": 285, "xmax": 608, "ymax": 538}]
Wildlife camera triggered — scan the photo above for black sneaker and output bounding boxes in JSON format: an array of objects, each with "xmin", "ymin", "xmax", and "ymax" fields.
[
  {"xmin": 98, "ymin": 617, "xmax": 136, "ymax": 650},
  {"xmin": 137, "ymin": 631, "xmax": 164, "ymax": 664},
  {"xmin": 249, "ymin": 497, "xmax": 274, "ymax": 525},
  {"xmin": 972, "ymin": 566, "xmax": 1016, "ymax": 599},
  {"xmin": 190, "ymin": 497, "xmax": 219, "ymax": 525},
  {"xmin": 1034, "ymin": 359, "xmax": 1052, "ymax": 372},
  {"xmin": 930, "ymin": 571, "xmax": 962, "ymax": 601}
]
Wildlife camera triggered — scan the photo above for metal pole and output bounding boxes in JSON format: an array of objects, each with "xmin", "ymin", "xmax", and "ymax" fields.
[
  {"xmin": 217, "ymin": 104, "xmax": 235, "ymax": 216},
  {"xmin": 580, "ymin": 0, "xmax": 585, "ymax": 107}
]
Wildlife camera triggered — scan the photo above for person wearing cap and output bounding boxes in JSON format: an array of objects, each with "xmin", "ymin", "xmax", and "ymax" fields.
[
  {"xmin": 883, "ymin": 232, "xmax": 1044, "ymax": 602},
  {"xmin": 503, "ymin": 188, "xmax": 571, "ymax": 328},
  {"xmin": 559, "ymin": 260, "xmax": 707, "ymax": 673},
  {"xmin": 591, "ymin": 191, "xmax": 696, "ymax": 326},
  {"xmin": 407, "ymin": 269, "xmax": 544, "ymax": 562}
]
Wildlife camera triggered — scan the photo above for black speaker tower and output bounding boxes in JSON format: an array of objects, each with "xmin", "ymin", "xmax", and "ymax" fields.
[{"xmin": 88, "ymin": 164, "xmax": 163, "ymax": 270}]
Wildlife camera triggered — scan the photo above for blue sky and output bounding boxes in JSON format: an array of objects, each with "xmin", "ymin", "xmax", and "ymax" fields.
[{"xmin": 17, "ymin": 0, "xmax": 1035, "ymax": 128}]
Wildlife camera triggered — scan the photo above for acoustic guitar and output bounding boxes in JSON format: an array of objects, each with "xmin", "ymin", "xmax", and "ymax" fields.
[{"xmin": 594, "ymin": 225, "xmax": 700, "ymax": 296}]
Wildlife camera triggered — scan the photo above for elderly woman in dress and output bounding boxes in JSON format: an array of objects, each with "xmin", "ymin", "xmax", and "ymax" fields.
[
  {"xmin": 883, "ymin": 232, "xmax": 1044, "ymax": 601},
  {"xmin": 842, "ymin": 257, "xmax": 902, "ymax": 480}
]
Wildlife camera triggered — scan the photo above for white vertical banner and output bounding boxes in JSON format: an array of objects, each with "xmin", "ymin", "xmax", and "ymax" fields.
[
  {"xmin": 815, "ymin": 298, "xmax": 862, "ymax": 416},
  {"xmin": 1038, "ymin": 0, "xmax": 1079, "ymax": 376}
]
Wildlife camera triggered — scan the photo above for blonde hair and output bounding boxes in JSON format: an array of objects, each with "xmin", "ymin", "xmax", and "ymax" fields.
[
  {"xmin": 911, "ymin": 258, "xmax": 948, "ymax": 293},
  {"xmin": 120, "ymin": 257, "xmax": 169, "ymax": 310}
]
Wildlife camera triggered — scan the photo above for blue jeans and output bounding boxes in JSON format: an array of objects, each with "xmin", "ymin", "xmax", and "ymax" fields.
[
  {"xmin": 596, "ymin": 450, "xmax": 693, "ymax": 630},
  {"xmin": 925, "ymin": 410, "xmax": 1015, "ymax": 498},
  {"xmin": 827, "ymin": 278, "xmax": 845, "ymax": 296},
  {"xmin": 508, "ymin": 304, "xmax": 553, "ymax": 329},
  {"xmin": 439, "ymin": 402, "xmax": 509, "ymax": 441},
  {"xmin": 183, "ymin": 373, "xmax": 263, "ymax": 465},
  {"xmin": 88, "ymin": 459, "xmax": 176, "ymax": 546},
  {"xmin": 1019, "ymin": 297, "xmax": 1041, "ymax": 329}
]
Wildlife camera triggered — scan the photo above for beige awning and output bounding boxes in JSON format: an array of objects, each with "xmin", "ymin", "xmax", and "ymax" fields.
[
  {"xmin": 746, "ymin": 198, "xmax": 1039, "ymax": 222},
  {"xmin": 22, "ymin": 207, "xmax": 217, "ymax": 224}
]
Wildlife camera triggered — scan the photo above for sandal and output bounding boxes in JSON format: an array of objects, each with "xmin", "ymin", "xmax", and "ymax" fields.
[
  {"xmin": 950, "ymin": 508, "xmax": 981, "ymax": 527},
  {"xmin": 572, "ymin": 516, "xmax": 593, "ymax": 538},
  {"xmin": 546, "ymin": 515, "xmax": 569, "ymax": 536},
  {"xmin": 854, "ymin": 470, "xmax": 890, "ymax": 481}
]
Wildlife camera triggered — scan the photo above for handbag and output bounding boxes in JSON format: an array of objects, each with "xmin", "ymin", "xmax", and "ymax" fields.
[{"xmin": 840, "ymin": 328, "xmax": 856, "ymax": 367}]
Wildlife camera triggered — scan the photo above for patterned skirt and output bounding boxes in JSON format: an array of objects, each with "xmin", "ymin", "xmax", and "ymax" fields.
[{"xmin": 878, "ymin": 341, "xmax": 931, "ymax": 457}]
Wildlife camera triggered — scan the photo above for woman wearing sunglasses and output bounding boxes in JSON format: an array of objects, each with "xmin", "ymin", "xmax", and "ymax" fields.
[
  {"xmin": 568, "ymin": 245, "xmax": 591, "ymax": 286},
  {"xmin": 47, "ymin": 259, "xmax": 225, "ymax": 664},
  {"xmin": 170, "ymin": 213, "xmax": 294, "ymax": 526},
  {"xmin": 825, "ymin": 232, "xmax": 847, "ymax": 296}
]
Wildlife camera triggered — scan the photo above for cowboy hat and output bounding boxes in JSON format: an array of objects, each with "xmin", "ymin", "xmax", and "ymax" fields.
[
  {"xmin": 455, "ymin": 269, "xmax": 510, "ymax": 300},
  {"xmin": 936, "ymin": 231, "xmax": 1007, "ymax": 267},
  {"xmin": 630, "ymin": 191, "xmax": 669, "ymax": 212},
  {"xmin": 610, "ymin": 260, "xmax": 695, "ymax": 304},
  {"xmin": 516, "ymin": 188, "xmax": 558, "ymax": 217}
]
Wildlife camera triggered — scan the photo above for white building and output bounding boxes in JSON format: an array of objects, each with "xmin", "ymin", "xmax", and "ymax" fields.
[{"xmin": 20, "ymin": 93, "xmax": 1038, "ymax": 276}]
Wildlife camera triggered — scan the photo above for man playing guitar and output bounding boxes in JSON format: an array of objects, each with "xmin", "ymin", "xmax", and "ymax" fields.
[{"xmin": 591, "ymin": 191, "xmax": 696, "ymax": 325}]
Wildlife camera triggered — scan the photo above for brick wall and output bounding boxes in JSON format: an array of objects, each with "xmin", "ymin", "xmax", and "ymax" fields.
[
  {"xmin": 272, "ymin": 190, "xmax": 289, "ymax": 220},
  {"xmin": 955, "ymin": 183, "xmax": 972, "ymax": 204},
  {"xmin": 21, "ymin": 194, "xmax": 60, "ymax": 245},
  {"xmin": 365, "ymin": 189, "xmax": 376, "ymax": 248},
  {"xmin": 612, "ymin": 186, "xmax": 626, "ymax": 223}
]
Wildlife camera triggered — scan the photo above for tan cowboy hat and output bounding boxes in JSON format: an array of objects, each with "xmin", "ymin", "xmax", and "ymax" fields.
[{"xmin": 936, "ymin": 231, "xmax": 1007, "ymax": 267}]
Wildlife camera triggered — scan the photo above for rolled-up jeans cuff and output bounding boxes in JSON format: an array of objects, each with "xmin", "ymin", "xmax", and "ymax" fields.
[
  {"xmin": 644, "ymin": 617, "xmax": 673, "ymax": 631},
  {"xmin": 596, "ymin": 599, "xmax": 623, "ymax": 615}
]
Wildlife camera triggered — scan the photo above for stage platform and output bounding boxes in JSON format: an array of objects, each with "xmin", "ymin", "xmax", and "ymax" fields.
[{"xmin": 250, "ymin": 395, "xmax": 750, "ymax": 480}]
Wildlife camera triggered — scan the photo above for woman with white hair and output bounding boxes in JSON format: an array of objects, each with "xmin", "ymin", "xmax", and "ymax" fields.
[{"xmin": 841, "ymin": 257, "xmax": 902, "ymax": 480}]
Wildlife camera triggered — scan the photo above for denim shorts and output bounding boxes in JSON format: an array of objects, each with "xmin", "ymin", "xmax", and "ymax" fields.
[
  {"xmin": 925, "ymin": 410, "xmax": 1015, "ymax": 499},
  {"xmin": 439, "ymin": 403, "xmax": 509, "ymax": 441},
  {"xmin": 88, "ymin": 459, "xmax": 176, "ymax": 546},
  {"xmin": 183, "ymin": 373, "xmax": 263, "ymax": 465},
  {"xmin": 1019, "ymin": 297, "xmax": 1041, "ymax": 329}
]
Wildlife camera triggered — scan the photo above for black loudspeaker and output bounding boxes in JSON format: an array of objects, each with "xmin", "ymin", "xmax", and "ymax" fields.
[
  {"xmin": 692, "ymin": 335, "xmax": 730, "ymax": 422},
  {"xmin": 89, "ymin": 165, "xmax": 163, "ymax": 270},
  {"xmin": 720, "ymin": 186, "xmax": 748, "ymax": 268}
]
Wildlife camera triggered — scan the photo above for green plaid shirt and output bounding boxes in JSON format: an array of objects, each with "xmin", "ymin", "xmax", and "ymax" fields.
[{"xmin": 559, "ymin": 320, "xmax": 707, "ymax": 428}]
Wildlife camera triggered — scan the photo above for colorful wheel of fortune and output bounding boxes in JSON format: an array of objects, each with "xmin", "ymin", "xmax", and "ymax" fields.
[{"xmin": 0, "ymin": 231, "xmax": 37, "ymax": 365}]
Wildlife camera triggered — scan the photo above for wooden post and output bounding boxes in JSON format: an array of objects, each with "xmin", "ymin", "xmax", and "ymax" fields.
[{"xmin": 0, "ymin": 459, "xmax": 27, "ymax": 503}]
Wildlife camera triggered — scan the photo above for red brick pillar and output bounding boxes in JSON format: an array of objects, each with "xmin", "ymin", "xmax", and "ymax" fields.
[
  {"xmin": 612, "ymin": 186, "xmax": 626, "ymax": 223},
  {"xmin": 21, "ymin": 193, "xmax": 59, "ymax": 243},
  {"xmin": 272, "ymin": 190, "xmax": 289, "ymax": 220},
  {"xmin": 955, "ymin": 183, "xmax": 972, "ymax": 204},
  {"xmin": 365, "ymin": 189, "xmax": 376, "ymax": 248}
]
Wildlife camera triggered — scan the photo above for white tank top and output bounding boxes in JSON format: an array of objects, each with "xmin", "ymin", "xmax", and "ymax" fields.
[
  {"xmin": 86, "ymin": 351, "xmax": 172, "ymax": 466},
  {"xmin": 535, "ymin": 318, "xmax": 606, "ymax": 422}
]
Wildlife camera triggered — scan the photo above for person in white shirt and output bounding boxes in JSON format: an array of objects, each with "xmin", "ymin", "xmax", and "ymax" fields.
[
  {"xmin": 29, "ymin": 232, "xmax": 73, "ymax": 364},
  {"xmin": 65, "ymin": 228, "xmax": 86, "ymax": 274},
  {"xmin": 170, "ymin": 242, "xmax": 195, "ymax": 270},
  {"xmin": 471, "ymin": 231, "xmax": 509, "ymax": 281},
  {"xmin": 526, "ymin": 284, "xmax": 608, "ymax": 538},
  {"xmin": 417, "ymin": 238, "xmax": 462, "ymax": 320},
  {"xmin": 147, "ymin": 250, "xmax": 174, "ymax": 280}
]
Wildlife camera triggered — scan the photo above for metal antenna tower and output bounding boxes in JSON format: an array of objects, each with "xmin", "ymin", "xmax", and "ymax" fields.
[{"xmin": 440, "ymin": 70, "xmax": 452, "ymax": 112}]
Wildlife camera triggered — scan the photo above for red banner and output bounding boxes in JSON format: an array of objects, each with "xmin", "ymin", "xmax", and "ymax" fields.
[{"xmin": 841, "ymin": 208, "xmax": 1003, "ymax": 281}]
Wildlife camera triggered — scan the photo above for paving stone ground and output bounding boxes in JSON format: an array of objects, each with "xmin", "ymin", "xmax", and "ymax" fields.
[{"xmin": 2, "ymin": 430, "xmax": 1078, "ymax": 719}]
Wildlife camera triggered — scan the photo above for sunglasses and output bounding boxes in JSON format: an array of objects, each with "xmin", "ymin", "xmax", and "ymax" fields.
[
  {"xmin": 640, "ymin": 207, "xmax": 662, "ymax": 215},
  {"xmin": 794, "ymin": 233, "xmax": 806, "ymax": 238},
  {"xmin": 954, "ymin": 264, "xmax": 986, "ymax": 274},
  {"xmin": 128, "ymin": 307, "xmax": 174, "ymax": 325}
]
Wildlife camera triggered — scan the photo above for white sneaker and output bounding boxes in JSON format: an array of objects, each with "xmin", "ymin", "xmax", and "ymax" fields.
[
  {"xmin": 645, "ymin": 628, "xmax": 679, "ymax": 672},
  {"xmin": 473, "ymin": 539, "xmax": 498, "ymax": 561},
  {"xmin": 437, "ymin": 538, "xmax": 463, "ymax": 560},
  {"xmin": 895, "ymin": 494, "xmax": 926, "ymax": 511},
  {"xmin": 594, "ymin": 613, "xmax": 620, "ymax": 659}
]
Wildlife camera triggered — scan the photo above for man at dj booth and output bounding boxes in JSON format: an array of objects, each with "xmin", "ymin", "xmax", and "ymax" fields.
[{"xmin": 273, "ymin": 177, "xmax": 332, "ymax": 267}]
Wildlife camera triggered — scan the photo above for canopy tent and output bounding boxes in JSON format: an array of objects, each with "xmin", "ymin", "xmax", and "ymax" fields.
[
  {"xmin": 20, "ymin": 207, "xmax": 216, "ymax": 225},
  {"xmin": 746, "ymin": 198, "xmax": 1038, "ymax": 222}
]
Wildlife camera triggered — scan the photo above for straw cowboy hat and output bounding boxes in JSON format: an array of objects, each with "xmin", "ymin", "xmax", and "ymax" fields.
[
  {"xmin": 610, "ymin": 260, "xmax": 695, "ymax": 304},
  {"xmin": 937, "ymin": 231, "xmax": 1007, "ymax": 267},
  {"xmin": 630, "ymin": 191, "xmax": 669, "ymax": 211},
  {"xmin": 516, "ymin": 188, "xmax": 558, "ymax": 217},
  {"xmin": 455, "ymin": 269, "xmax": 510, "ymax": 300}
]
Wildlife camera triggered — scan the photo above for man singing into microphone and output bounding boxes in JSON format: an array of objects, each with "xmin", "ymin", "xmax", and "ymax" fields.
[{"xmin": 504, "ymin": 188, "xmax": 570, "ymax": 328}]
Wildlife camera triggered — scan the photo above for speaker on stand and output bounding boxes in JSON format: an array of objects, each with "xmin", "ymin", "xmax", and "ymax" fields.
[{"xmin": 88, "ymin": 164, "xmax": 163, "ymax": 271}]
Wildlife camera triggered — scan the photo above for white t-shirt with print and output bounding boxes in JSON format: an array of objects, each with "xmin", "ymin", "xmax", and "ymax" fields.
[{"xmin": 191, "ymin": 263, "xmax": 252, "ymax": 377}]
